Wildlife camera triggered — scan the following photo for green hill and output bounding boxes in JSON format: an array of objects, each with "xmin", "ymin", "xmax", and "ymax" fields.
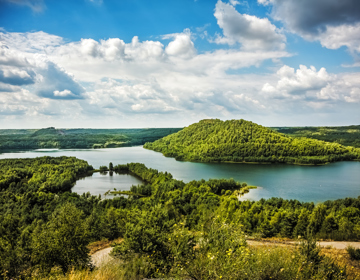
[
  {"xmin": 32, "ymin": 127, "xmax": 65, "ymax": 137},
  {"xmin": 144, "ymin": 119, "xmax": 360, "ymax": 165}
]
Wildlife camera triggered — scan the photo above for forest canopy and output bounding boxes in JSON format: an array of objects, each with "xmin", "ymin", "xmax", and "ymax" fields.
[
  {"xmin": 0, "ymin": 127, "xmax": 181, "ymax": 152},
  {"xmin": 274, "ymin": 125, "xmax": 360, "ymax": 148},
  {"xmin": 1, "ymin": 157, "xmax": 360, "ymax": 279},
  {"xmin": 144, "ymin": 119, "xmax": 360, "ymax": 165}
]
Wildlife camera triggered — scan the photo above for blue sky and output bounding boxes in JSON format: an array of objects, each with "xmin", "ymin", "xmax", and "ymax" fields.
[{"xmin": 0, "ymin": 0, "xmax": 359, "ymax": 128}]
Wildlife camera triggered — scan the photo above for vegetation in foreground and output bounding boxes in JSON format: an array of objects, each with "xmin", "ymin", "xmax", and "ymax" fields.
[
  {"xmin": 1, "ymin": 157, "xmax": 360, "ymax": 279},
  {"xmin": 0, "ymin": 127, "xmax": 181, "ymax": 152},
  {"xmin": 144, "ymin": 119, "xmax": 360, "ymax": 165}
]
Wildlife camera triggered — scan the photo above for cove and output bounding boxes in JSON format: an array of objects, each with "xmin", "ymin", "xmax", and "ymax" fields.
[{"xmin": 0, "ymin": 146, "xmax": 359, "ymax": 203}]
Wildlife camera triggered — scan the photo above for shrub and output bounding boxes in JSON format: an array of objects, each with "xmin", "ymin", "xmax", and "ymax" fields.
[{"xmin": 346, "ymin": 245, "xmax": 360, "ymax": 260}]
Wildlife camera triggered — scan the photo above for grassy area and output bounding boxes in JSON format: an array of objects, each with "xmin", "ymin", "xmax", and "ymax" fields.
[{"xmin": 36, "ymin": 240, "xmax": 360, "ymax": 280}]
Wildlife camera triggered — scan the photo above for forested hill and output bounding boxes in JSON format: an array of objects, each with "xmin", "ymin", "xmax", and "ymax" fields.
[
  {"xmin": 0, "ymin": 127, "xmax": 181, "ymax": 151},
  {"xmin": 273, "ymin": 125, "xmax": 360, "ymax": 148},
  {"xmin": 144, "ymin": 119, "xmax": 360, "ymax": 165}
]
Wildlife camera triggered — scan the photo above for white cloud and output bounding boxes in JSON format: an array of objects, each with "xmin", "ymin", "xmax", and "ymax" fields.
[
  {"xmin": 165, "ymin": 30, "xmax": 196, "ymax": 59},
  {"xmin": 229, "ymin": 0, "xmax": 240, "ymax": 6},
  {"xmin": 315, "ymin": 23, "xmax": 360, "ymax": 53},
  {"xmin": 0, "ymin": 28, "xmax": 291, "ymax": 124},
  {"xmin": 0, "ymin": 24, "xmax": 357, "ymax": 127},
  {"xmin": 53, "ymin": 89, "xmax": 74, "ymax": 97},
  {"xmin": 258, "ymin": 0, "xmax": 360, "ymax": 54},
  {"xmin": 214, "ymin": 0, "xmax": 286, "ymax": 50},
  {"xmin": 34, "ymin": 62, "xmax": 85, "ymax": 99},
  {"xmin": 0, "ymin": 31, "xmax": 62, "ymax": 53},
  {"xmin": 262, "ymin": 65, "xmax": 360, "ymax": 103},
  {"xmin": 0, "ymin": 67, "xmax": 35, "ymax": 85}
]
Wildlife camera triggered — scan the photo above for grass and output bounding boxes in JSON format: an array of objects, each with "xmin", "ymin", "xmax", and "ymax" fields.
[
  {"xmin": 34, "ymin": 238, "xmax": 360, "ymax": 280},
  {"xmin": 36, "ymin": 259, "xmax": 125, "ymax": 280},
  {"xmin": 322, "ymin": 246, "xmax": 360, "ymax": 279}
]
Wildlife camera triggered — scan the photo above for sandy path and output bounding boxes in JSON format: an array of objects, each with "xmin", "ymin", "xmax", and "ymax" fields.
[
  {"xmin": 317, "ymin": 241, "xmax": 360, "ymax": 249},
  {"xmin": 91, "ymin": 247, "xmax": 113, "ymax": 267},
  {"xmin": 247, "ymin": 240, "xmax": 360, "ymax": 249},
  {"xmin": 91, "ymin": 240, "xmax": 360, "ymax": 267}
]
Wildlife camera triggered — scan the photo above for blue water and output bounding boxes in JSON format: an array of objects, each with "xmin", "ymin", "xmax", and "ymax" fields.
[{"xmin": 1, "ymin": 146, "xmax": 359, "ymax": 202}]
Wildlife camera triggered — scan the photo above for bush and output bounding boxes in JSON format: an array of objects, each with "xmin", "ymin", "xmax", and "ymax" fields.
[{"xmin": 346, "ymin": 245, "xmax": 360, "ymax": 260}]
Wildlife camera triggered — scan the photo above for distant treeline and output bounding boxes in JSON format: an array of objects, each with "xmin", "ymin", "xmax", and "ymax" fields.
[
  {"xmin": 274, "ymin": 125, "xmax": 360, "ymax": 148},
  {"xmin": 0, "ymin": 157, "xmax": 359, "ymax": 279},
  {"xmin": 0, "ymin": 127, "xmax": 181, "ymax": 151},
  {"xmin": 145, "ymin": 119, "xmax": 360, "ymax": 165}
]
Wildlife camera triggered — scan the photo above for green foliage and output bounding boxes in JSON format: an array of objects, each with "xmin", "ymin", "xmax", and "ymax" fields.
[
  {"xmin": 0, "ymin": 127, "xmax": 182, "ymax": 151},
  {"xmin": 31, "ymin": 203, "xmax": 92, "ymax": 274},
  {"xmin": 346, "ymin": 245, "xmax": 360, "ymax": 260},
  {"xmin": 275, "ymin": 125, "xmax": 360, "ymax": 148},
  {"xmin": 0, "ymin": 157, "xmax": 95, "ymax": 278},
  {"xmin": 99, "ymin": 166, "xmax": 108, "ymax": 172},
  {"xmin": 0, "ymin": 158, "xmax": 358, "ymax": 279},
  {"xmin": 144, "ymin": 119, "xmax": 360, "ymax": 164}
]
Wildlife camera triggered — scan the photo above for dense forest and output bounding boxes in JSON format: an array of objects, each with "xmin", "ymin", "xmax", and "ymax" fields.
[
  {"xmin": 0, "ymin": 127, "xmax": 181, "ymax": 152},
  {"xmin": 274, "ymin": 125, "xmax": 360, "ymax": 148},
  {"xmin": 1, "ymin": 157, "xmax": 360, "ymax": 279},
  {"xmin": 144, "ymin": 119, "xmax": 360, "ymax": 165}
]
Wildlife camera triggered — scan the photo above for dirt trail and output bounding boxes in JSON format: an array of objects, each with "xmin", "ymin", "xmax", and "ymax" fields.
[
  {"xmin": 90, "ymin": 240, "xmax": 360, "ymax": 267},
  {"xmin": 247, "ymin": 240, "xmax": 360, "ymax": 249},
  {"xmin": 91, "ymin": 247, "xmax": 113, "ymax": 267}
]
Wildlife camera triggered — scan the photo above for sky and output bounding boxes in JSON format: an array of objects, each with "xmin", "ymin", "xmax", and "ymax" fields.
[{"xmin": 0, "ymin": 0, "xmax": 360, "ymax": 128}]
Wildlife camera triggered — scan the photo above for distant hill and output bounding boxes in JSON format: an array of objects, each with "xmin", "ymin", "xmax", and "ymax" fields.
[
  {"xmin": 272, "ymin": 125, "xmax": 360, "ymax": 148},
  {"xmin": 0, "ymin": 128, "xmax": 182, "ymax": 151},
  {"xmin": 32, "ymin": 127, "xmax": 65, "ymax": 137},
  {"xmin": 144, "ymin": 119, "xmax": 360, "ymax": 165}
]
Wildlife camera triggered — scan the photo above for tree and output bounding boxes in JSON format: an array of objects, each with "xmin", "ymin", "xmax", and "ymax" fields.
[
  {"xmin": 31, "ymin": 203, "xmax": 91, "ymax": 274},
  {"xmin": 109, "ymin": 162, "xmax": 114, "ymax": 171}
]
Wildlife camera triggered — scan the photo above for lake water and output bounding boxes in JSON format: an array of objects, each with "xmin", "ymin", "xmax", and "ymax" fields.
[
  {"xmin": 74, "ymin": 172, "xmax": 143, "ymax": 198},
  {"xmin": 1, "ymin": 146, "xmax": 359, "ymax": 203}
]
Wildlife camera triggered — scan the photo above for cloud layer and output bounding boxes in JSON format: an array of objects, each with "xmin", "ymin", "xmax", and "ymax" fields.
[
  {"xmin": 214, "ymin": 0, "xmax": 286, "ymax": 50},
  {"xmin": 0, "ymin": 0, "xmax": 359, "ymax": 128},
  {"xmin": 259, "ymin": 0, "xmax": 360, "ymax": 54}
]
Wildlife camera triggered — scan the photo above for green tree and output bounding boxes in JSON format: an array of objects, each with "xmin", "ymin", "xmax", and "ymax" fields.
[
  {"xmin": 109, "ymin": 162, "xmax": 114, "ymax": 171},
  {"xmin": 31, "ymin": 202, "xmax": 91, "ymax": 274}
]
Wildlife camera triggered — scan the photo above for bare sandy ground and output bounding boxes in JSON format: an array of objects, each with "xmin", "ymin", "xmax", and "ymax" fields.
[
  {"xmin": 91, "ymin": 247, "xmax": 113, "ymax": 267},
  {"xmin": 247, "ymin": 240, "xmax": 360, "ymax": 249}
]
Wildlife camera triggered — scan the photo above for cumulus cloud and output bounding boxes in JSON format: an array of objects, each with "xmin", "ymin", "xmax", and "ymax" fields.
[
  {"xmin": 262, "ymin": 65, "xmax": 360, "ymax": 103},
  {"xmin": 34, "ymin": 62, "xmax": 85, "ymax": 100},
  {"xmin": 0, "ymin": 27, "xmax": 292, "ymax": 124},
  {"xmin": 214, "ymin": 0, "xmax": 286, "ymax": 50},
  {"xmin": 0, "ymin": 67, "xmax": 35, "ymax": 85},
  {"xmin": 0, "ymin": 43, "xmax": 31, "ymax": 67},
  {"xmin": 316, "ymin": 23, "xmax": 360, "ymax": 53},
  {"xmin": 1, "ymin": 25, "xmax": 357, "ymax": 127},
  {"xmin": 259, "ymin": 0, "xmax": 360, "ymax": 53},
  {"xmin": 164, "ymin": 30, "xmax": 196, "ymax": 59}
]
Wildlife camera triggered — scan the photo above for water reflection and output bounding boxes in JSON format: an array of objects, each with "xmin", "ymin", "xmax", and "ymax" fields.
[
  {"xmin": 1, "ymin": 146, "xmax": 359, "ymax": 202},
  {"xmin": 73, "ymin": 172, "xmax": 143, "ymax": 198}
]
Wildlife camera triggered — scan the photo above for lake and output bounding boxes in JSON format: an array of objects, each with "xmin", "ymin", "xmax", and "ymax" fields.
[{"xmin": 0, "ymin": 146, "xmax": 359, "ymax": 203}]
